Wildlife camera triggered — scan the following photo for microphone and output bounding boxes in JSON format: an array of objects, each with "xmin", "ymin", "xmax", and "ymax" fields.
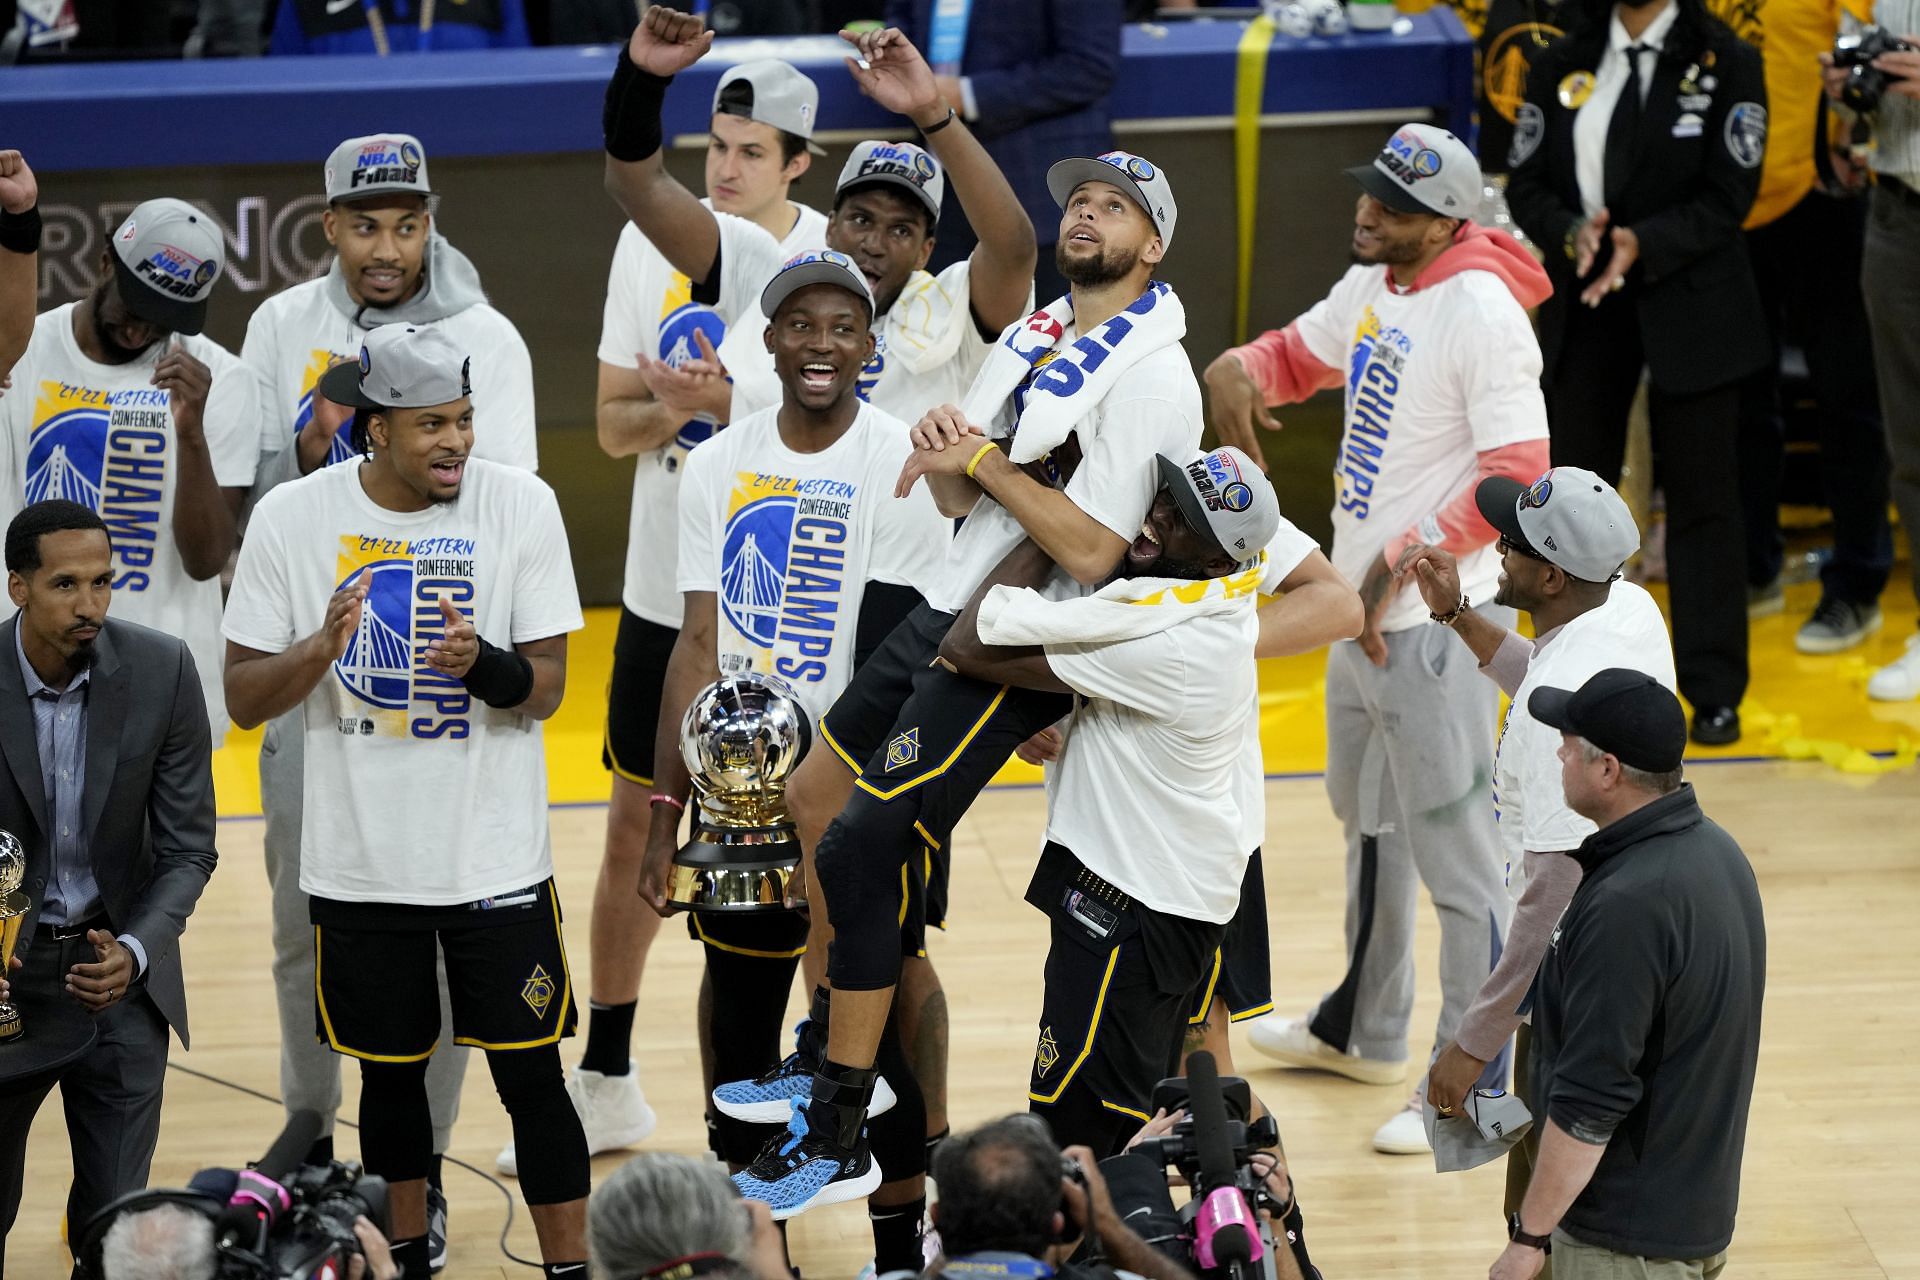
[{"xmin": 213, "ymin": 1110, "xmax": 324, "ymax": 1249}]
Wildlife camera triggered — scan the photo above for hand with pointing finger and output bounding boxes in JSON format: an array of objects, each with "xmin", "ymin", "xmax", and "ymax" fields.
[{"xmin": 424, "ymin": 596, "xmax": 479, "ymax": 679}]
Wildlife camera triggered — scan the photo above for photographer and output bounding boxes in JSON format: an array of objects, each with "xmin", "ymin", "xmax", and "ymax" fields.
[
  {"xmin": 925, "ymin": 1115, "xmax": 1197, "ymax": 1280},
  {"xmin": 588, "ymin": 1152, "xmax": 790, "ymax": 1280},
  {"xmin": 1822, "ymin": 15, "xmax": 1920, "ymax": 702},
  {"xmin": 97, "ymin": 1203, "xmax": 397, "ymax": 1280}
]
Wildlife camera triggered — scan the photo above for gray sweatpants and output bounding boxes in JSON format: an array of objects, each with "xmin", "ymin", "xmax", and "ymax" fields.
[
  {"xmin": 262, "ymin": 712, "xmax": 469, "ymax": 1150},
  {"xmin": 1307, "ymin": 612, "xmax": 1513, "ymax": 1073}
]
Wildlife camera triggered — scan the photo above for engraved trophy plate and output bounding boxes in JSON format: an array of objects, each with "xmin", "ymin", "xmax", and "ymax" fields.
[
  {"xmin": 668, "ymin": 673, "xmax": 810, "ymax": 913},
  {"xmin": 0, "ymin": 829, "xmax": 27, "ymax": 1042}
]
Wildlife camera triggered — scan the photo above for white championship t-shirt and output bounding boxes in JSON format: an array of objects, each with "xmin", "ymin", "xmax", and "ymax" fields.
[
  {"xmin": 0, "ymin": 304, "xmax": 260, "ymax": 744},
  {"xmin": 1233, "ymin": 521, "xmax": 1325, "ymax": 854},
  {"xmin": 1042, "ymin": 595, "xmax": 1262, "ymax": 924},
  {"xmin": 241, "ymin": 277, "xmax": 539, "ymax": 472},
  {"xmin": 598, "ymin": 202, "xmax": 829, "ymax": 627},
  {"xmin": 676, "ymin": 402, "xmax": 949, "ymax": 724},
  {"xmin": 223, "ymin": 459, "xmax": 585, "ymax": 905},
  {"xmin": 1494, "ymin": 582, "xmax": 1676, "ymax": 901},
  {"xmin": 1290, "ymin": 265, "xmax": 1548, "ymax": 633},
  {"xmin": 710, "ymin": 212, "xmax": 999, "ymax": 428},
  {"xmin": 927, "ymin": 335, "xmax": 1202, "ymax": 615}
]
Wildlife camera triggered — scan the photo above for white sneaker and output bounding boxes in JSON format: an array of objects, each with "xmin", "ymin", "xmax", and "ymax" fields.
[
  {"xmin": 496, "ymin": 1061, "xmax": 658, "ymax": 1176},
  {"xmin": 1243, "ymin": 1016, "xmax": 1406, "ymax": 1086},
  {"xmin": 1868, "ymin": 633, "xmax": 1920, "ymax": 702},
  {"xmin": 1371, "ymin": 1092, "xmax": 1431, "ymax": 1155}
]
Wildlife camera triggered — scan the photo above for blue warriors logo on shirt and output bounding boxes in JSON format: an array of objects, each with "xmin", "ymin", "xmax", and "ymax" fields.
[
  {"xmin": 857, "ymin": 333, "xmax": 887, "ymax": 404},
  {"xmin": 296, "ymin": 349, "xmax": 361, "ymax": 468},
  {"xmin": 1338, "ymin": 306, "xmax": 1411, "ymax": 521},
  {"xmin": 657, "ymin": 271, "xmax": 730, "ymax": 474},
  {"xmin": 330, "ymin": 534, "xmax": 480, "ymax": 740},
  {"xmin": 27, "ymin": 381, "xmax": 170, "ymax": 591},
  {"xmin": 718, "ymin": 471, "xmax": 854, "ymax": 689}
]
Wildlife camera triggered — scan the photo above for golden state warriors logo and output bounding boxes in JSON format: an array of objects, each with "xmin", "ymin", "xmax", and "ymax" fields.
[
  {"xmin": 1035, "ymin": 1026, "xmax": 1060, "ymax": 1078},
  {"xmin": 521, "ymin": 964, "xmax": 556, "ymax": 1019},
  {"xmin": 1485, "ymin": 22, "xmax": 1564, "ymax": 124},
  {"xmin": 1521, "ymin": 474, "xmax": 1554, "ymax": 508},
  {"xmin": 28, "ymin": 380, "xmax": 172, "ymax": 592},
  {"xmin": 886, "ymin": 727, "xmax": 921, "ymax": 770},
  {"xmin": 657, "ymin": 270, "xmax": 727, "ymax": 461},
  {"xmin": 331, "ymin": 534, "xmax": 479, "ymax": 739}
]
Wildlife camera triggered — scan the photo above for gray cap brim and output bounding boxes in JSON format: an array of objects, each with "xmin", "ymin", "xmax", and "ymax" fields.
[
  {"xmin": 1154, "ymin": 452, "xmax": 1228, "ymax": 558},
  {"xmin": 1526, "ymin": 685, "xmax": 1579, "ymax": 735},
  {"xmin": 316, "ymin": 359, "xmax": 383, "ymax": 411},
  {"xmin": 759, "ymin": 263, "xmax": 874, "ymax": 321},
  {"xmin": 111, "ymin": 254, "xmax": 209, "ymax": 336},
  {"xmin": 1048, "ymin": 158, "xmax": 1153, "ymax": 225},
  {"xmin": 1346, "ymin": 162, "xmax": 1444, "ymax": 217}
]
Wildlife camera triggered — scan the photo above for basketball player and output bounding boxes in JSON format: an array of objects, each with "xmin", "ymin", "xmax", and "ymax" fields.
[
  {"xmin": 601, "ymin": 7, "xmax": 1037, "ymax": 1191},
  {"xmin": 223, "ymin": 326, "xmax": 588, "ymax": 1280},
  {"xmin": 717, "ymin": 146, "xmax": 1199, "ymax": 1213},
  {"xmin": 555, "ymin": 59, "xmax": 829, "ymax": 1179},
  {"xmin": 1205, "ymin": 123, "xmax": 1552, "ymax": 1155},
  {"xmin": 638, "ymin": 251, "xmax": 950, "ymax": 1269},
  {"xmin": 0, "ymin": 196, "xmax": 258, "ymax": 749},
  {"xmin": 242, "ymin": 133, "xmax": 537, "ymax": 1260}
]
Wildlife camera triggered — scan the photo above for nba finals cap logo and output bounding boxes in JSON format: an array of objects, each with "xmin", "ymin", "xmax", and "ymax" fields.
[
  {"xmin": 1521, "ymin": 474, "xmax": 1554, "ymax": 508},
  {"xmin": 856, "ymin": 142, "xmax": 937, "ymax": 191},
  {"xmin": 352, "ymin": 137, "xmax": 422, "ymax": 190},
  {"xmin": 136, "ymin": 243, "xmax": 215, "ymax": 301},
  {"xmin": 1381, "ymin": 128, "xmax": 1443, "ymax": 189}
]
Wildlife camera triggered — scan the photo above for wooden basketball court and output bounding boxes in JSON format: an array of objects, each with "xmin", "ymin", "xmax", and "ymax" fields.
[{"xmin": 9, "ymin": 579, "xmax": 1920, "ymax": 1277}]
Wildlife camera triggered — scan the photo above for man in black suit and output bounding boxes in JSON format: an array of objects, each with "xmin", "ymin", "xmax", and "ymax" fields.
[
  {"xmin": 1507, "ymin": 0, "xmax": 1768, "ymax": 745},
  {"xmin": 0, "ymin": 500, "xmax": 219, "ymax": 1274}
]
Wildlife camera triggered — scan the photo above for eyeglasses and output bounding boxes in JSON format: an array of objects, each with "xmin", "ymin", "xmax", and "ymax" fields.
[{"xmin": 1498, "ymin": 535, "xmax": 1550, "ymax": 563}]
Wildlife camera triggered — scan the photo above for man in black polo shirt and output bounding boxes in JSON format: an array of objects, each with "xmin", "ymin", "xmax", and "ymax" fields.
[{"xmin": 1488, "ymin": 669, "xmax": 1766, "ymax": 1280}]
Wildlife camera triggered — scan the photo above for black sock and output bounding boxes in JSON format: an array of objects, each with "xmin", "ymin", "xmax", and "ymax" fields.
[
  {"xmin": 303, "ymin": 1134, "xmax": 335, "ymax": 1168},
  {"xmin": 427, "ymin": 1153, "xmax": 444, "ymax": 1192},
  {"xmin": 542, "ymin": 1264, "xmax": 590, "ymax": 1278},
  {"xmin": 581, "ymin": 1000, "xmax": 637, "ymax": 1076},
  {"xmin": 390, "ymin": 1235, "xmax": 430, "ymax": 1279},
  {"xmin": 870, "ymin": 1197, "xmax": 926, "ymax": 1275}
]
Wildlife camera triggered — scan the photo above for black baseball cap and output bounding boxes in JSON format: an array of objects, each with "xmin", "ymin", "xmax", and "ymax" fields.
[{"xmin": 1528, "ymin": 668, "xmax": 1687, "ymax": 774}]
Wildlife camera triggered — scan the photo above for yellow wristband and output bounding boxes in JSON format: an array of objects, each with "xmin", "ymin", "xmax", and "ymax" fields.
[{"xmin": 964, "ymin": 440, "xmax": 997, "ymax": 478}]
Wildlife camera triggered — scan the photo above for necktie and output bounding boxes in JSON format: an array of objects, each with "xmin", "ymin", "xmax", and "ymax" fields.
[{"xmin": 1603, "ymin": 43, "xmax": 1649, "ymax": 209}]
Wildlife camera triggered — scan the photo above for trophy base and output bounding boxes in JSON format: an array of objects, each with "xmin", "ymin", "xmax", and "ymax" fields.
[
  {"xmin": 667, "ymin": 826, "xmax": 800, "ymax": 913},
  {"xmin": 0, "ymin": 1003, "xmax": 21, "ymax": 1044}
]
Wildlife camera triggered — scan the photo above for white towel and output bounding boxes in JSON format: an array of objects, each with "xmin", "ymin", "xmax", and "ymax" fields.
[
  {"xmin": 962, "ymin": 281, "xmax": 1187, "ymax": 465},
  {"xmin": 977, "ymin": 556, "xmax": 1267, "ymax": 648}
]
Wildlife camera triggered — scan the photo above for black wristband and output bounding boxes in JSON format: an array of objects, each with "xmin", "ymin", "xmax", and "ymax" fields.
[
  {"xmin": 0, "ymin": 205, "xmax": 41, "ymax": 256},
  {"xmin": 604, "ymin": 50, "xmax": 671, "ymax": 163},
  {"xmin": 917, "ymin": 107, "xmax": 957, "ymax": 136},
  {"xmin": 461, "ymin": 636, "xmax": 536, "ymax": 710}
]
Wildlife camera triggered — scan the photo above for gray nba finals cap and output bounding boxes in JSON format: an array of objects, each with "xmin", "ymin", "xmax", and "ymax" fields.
[
  {"xmin": 317, "ymin": 325, "xmax": 471, "ymax": 410},
  {"xmin": 1156, "ymin": 446, "xmax": 1281, "ymax": 564},
  {"xmin": 1047, "ymin": 150, "xmax": 1178, "ymax": 250},
  {"xmin": 324, "ymin": 132, "xmax": 433, "ymax": 204},
  {"xmin": 109, "ymin": 198, "xmax": 225, "ymax": 336},
  {"xmin": 1347, "ymin": 122, "xmax": 1482, "ymax": 219},
  {"xmin": 715, "ymin": 60, "xmax": 826, "ymax": 156},
  {"xmin": 1423, "ymin": 1089, "xmax": 1535, "ymax": 1173},
  {"xmin": 837, "ymin": 141, "xmax": 945, "ymax": 220},
  {"xmin": 759, "ymin": 249, "xmax": 877, "ymax": 320},
  {"xmin": 1477, "ymin": 467, "xmax": 1640, "ymax": 584}
]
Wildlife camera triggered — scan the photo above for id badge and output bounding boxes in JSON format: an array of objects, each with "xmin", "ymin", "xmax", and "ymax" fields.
[{"xmin": 1063, "ymin": 887, "xmax": 1118, "ymax": 939}]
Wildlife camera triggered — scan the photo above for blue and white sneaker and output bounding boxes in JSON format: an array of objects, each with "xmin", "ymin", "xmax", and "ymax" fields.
[
  {"xmin": 732, "ymin": 1100, "xmax": 883, "ymax": 1220},
  {"xmin": 713, "ymin": 1044, "xmax": 897, "ymax": 1124}
]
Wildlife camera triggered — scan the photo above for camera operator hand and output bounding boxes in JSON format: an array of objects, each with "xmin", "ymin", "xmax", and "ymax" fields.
[
  {"xmin": 1060, "ymin": 1146, "xmax": 1198, "ymax": 1280},
  {"xmin": 348, "ymin": 1216, "xmax": 399, "ymax": 1280},
  {"xmin": 1876, "ymin": 36, "xmax": 1920, "ymax": 97}
]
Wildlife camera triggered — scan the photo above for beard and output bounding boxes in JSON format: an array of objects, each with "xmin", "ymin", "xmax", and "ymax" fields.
[
  {"xmin": 1149, "ymin": 551, "xmax": 1217, "ymax": 582},
  {"xmin": 1349, "ymin": 238, "xmax": 1426, "ymax": 269},
  {"xmin": 1056, "ymin": 239, "xmax": 1142, "ymax": 288},
  {"xmin": 89, "ymin": 281, "xmax": 158, "ymax": 363}
]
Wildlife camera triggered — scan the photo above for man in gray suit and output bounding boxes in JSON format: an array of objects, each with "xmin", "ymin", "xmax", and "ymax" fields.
[{"xmin": 0, "ymin": 499, "xmax": 219, "ymax": 1273}]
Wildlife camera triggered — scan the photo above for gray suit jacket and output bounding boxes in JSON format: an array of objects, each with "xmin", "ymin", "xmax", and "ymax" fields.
[{"xmin": 0, "ymin": 615, "xmax": 219, "ymax": 1047}]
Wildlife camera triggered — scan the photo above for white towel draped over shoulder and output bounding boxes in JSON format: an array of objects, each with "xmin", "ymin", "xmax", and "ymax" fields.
[{"xmin": 976, "ymin": 555, "xmax": 1267, "ymax": 648}]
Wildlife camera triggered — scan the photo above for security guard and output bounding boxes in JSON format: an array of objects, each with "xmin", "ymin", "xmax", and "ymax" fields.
[{"xmin": 1507, "ymin": 0, "xmax": 1769, "ymax": 745}]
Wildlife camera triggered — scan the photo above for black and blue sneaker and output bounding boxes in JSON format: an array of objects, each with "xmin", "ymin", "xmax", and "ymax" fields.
[
  {"xmin": 713, "ymin": 1019, "xmax": 898, "ymax": 1124},
  {"xmin": 732, "ymin": 1067, "xmax": 884, "ymax": 1220}
]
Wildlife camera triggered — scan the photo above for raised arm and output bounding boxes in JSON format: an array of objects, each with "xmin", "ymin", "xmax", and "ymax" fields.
[
  {"xmin": 1254, "ymin": 549, "xmax": 1363, "ymax": 659},
  {"xmin": 0, "ymin": 150, "xmax": 37, "ymax": 377},
  {"xmin": 842, "ymin": 26, "xmax": 1036, "ymax": 333},
  {"xmin": 602, "ymin": 5, "xmax": 724, "ymax": 284},
  {"xmin": 937, "ymin": 537, "xmax": 1072, "ymax": 691}
]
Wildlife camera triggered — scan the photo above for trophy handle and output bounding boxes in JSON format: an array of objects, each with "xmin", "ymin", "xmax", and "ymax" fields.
[{"xmin": 0, "ymin": 890, "xmax": 27, "ymax": 1042}]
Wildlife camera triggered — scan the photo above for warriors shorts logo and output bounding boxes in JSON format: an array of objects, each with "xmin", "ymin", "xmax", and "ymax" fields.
[
  {"xmin": 886, "ymin": 727, "xmax": 921, "ymax": 770},
  {"xmin": 521, "ymin": 964, "xmax": 556, "ymax": 1019},
  {"xmin": 1035, "ymin": 1026, "xmax": 1060, "ymax": 1078}
]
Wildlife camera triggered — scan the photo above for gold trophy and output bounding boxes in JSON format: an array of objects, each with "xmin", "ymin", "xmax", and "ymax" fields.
[
  {"xmin": 666, "ymin": 673, "xmax": 809, "ymax": 912},
  {"xmin": 0, "ymin": 829, "xmax": 26, "ymax": 1042}
]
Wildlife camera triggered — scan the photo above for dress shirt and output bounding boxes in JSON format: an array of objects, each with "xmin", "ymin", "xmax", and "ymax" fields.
[
  {"xmin": 1574, "ymin": 0, "xmax": 1683, "ymax": 216},
  {"xmin": 14, "ymin": 624, "xmax": 147, "ymax": 977}
]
